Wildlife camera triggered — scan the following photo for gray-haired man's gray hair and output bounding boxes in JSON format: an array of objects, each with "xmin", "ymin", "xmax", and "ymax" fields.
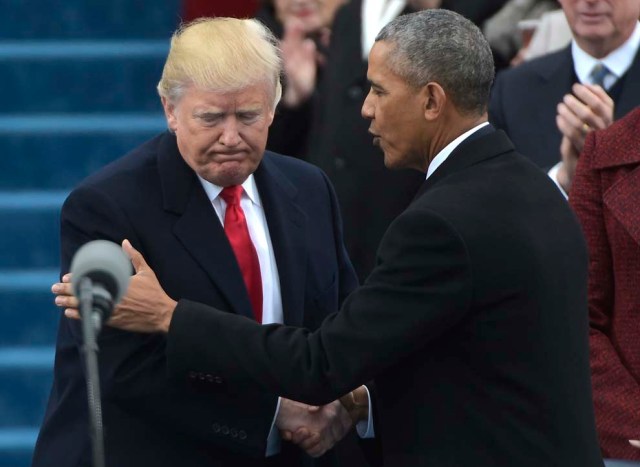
[{"xmin": 376, "ymin": 9, "xmax": 494, "ymax": 115}]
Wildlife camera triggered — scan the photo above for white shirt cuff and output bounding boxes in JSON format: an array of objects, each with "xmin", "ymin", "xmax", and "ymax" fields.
[
  {"xmin": 548, "ymin": 162, "xmax": 568, "ymax": 199},
  {"xmin": 355, "ymin": 386, "xmax": 375, "ymax": 439},
  {"xmin": 265, "ymin": 397, "xmax": 282, "ymax": 456}
]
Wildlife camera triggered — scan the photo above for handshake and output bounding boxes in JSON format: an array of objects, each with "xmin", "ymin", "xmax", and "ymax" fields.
[{"xmin": 276, "ymin": 386, "xmax": 369, "ymax": 457}]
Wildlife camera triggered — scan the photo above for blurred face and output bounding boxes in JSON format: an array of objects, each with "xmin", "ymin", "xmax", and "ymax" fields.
[
  {"xmin": 163, "ymin": 83, "xmax": 274, "ymax": 187},
  {"xmin": 559, "ymin": 0, "xmax": 640, "ymax": 56},
  {"xmin": 361, "ymin": 41, "xmax": 429, "ymax": 172},
  {"xmin": 407, "ymin": 0, "xmax": 443, "ymax": 9},
  {"xmin": 274, "ymin": 0, "xmax": 344, "ymax": 32}
]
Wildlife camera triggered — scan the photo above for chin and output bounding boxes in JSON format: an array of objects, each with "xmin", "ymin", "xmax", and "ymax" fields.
[{"xmin": 383, "ymin": 154, "xmax": 401, "ymax": 170}]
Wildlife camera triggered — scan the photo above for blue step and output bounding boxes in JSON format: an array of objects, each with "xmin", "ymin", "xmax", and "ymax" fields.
[
  {"xmin": 0, "ymin": 193, "xmax": 64, "ymax": 268},
  {"xmin": 0, "ymin": 350, "xmax": 54, "ymax": 428},
  {"xmin": 0, "ymin": 270, "xmax": 60, "ymax": 346},
  {"xmin": 1, "ymin": 42, "xmax": 167, "ymax": 113},
  {"xmin": 0, "ymin": 115, "xmax": 165, "ymax": 189},
  {"xmin": 0, "ymin": 432, "xmax": 35, "ymax": 467},
  {"xmin": 0, "ymin": 0, "xmax": 180, "ymax": 40}
]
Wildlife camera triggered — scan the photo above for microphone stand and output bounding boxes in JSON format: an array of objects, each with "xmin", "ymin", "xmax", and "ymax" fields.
[{"xmin": 78, "ymin": 276, "xmax": 106, "ymax": 467}]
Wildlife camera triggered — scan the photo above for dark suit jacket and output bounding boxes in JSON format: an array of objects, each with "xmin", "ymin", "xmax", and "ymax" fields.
[
  {"xmin": 32, "ymin": 132, "xmax": 358, "ymax": 467},
  {"xmin": 305, "ymin": 0, "xmax": 424, "ymax": 281},
  {"xmin": 441, "ymin": 0, "xmax": 508, "ymax": 26},
  {"xmin": 164, "ymin": 130, "xmax": 604, "ymax": 466},
  {"xmin": 489, "ymin": 45, "xmax": 640, "ymax": 168},
  {"xmin": 570, "ymin": 107, "xmax": 640, "ymax": 461}
]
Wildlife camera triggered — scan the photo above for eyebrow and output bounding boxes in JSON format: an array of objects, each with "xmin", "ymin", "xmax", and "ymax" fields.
[
  {"xmin": 193, "ymin": 110, "xmax": 224, "ymax": 119},
  {"xmin": 367, "ymin": 80, "xmax": 384, "ymax": 91},
  {"xmin": 194, "ymin": 107, "xmax": 262, "ymax": 118}
]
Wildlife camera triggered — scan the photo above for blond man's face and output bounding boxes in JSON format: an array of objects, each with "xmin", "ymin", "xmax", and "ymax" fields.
[{"xmin": 163, "ymin": 83, "xmax": 274, "ymax": 187}]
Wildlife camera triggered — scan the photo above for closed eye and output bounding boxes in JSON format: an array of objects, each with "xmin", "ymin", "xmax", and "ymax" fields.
[
  {"xmin": 237, "ymin": 111, "xmax": 261, "ymax": 123},
  {"xmin": 196, "ymin": 112, "xmax": 224, "ymax": 125}
]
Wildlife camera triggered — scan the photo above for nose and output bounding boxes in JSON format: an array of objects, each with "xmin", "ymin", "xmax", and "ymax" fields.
[
  {"xmin": 361, "ymin": 91, "xmax": 374, "ymax": 120},
  {"xmin": 219, "ymin": 119, "xmax": 241, "ymax": 147}
]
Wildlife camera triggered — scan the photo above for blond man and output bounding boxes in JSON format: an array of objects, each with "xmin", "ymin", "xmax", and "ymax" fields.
[{"xmin": 34, "ymin": 18, "xmax": 359, "ymax": 467}]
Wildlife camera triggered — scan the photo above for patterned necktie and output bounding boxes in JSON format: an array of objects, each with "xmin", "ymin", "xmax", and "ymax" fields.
[
  {"xmin": 589, "ymin": 63, "xmax": 611, "ymax": 89},
  {"xmin": 220, "ymin": 186, "xmax": 263, "ymax": 322}
]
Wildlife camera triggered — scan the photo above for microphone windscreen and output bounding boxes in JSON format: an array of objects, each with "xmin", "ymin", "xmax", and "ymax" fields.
[{"xmin": 70, "ymin": 240, "xmax": 132, "ymax": 303}]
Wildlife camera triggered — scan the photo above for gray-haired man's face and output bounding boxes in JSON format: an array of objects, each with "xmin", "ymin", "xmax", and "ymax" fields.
[
  {"xmin": 362, "ymin": 41, "xmax": 431, "ymax": 172},
  {"xmin": 559, "ymin": 0, "xmax": 640, "ymax": 56}
]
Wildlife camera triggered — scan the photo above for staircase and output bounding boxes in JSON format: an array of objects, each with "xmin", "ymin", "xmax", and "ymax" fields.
[{"xmin": 0, "ymin": 2, "xmax": 179, "ymax": 465}]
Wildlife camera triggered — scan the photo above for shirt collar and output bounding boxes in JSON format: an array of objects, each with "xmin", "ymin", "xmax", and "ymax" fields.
[
  {"xmin": 426, "ymin": 122, "xmax": 489, "ymax": 180},
  {"xmin": 572, "ymin": 21, "xmax": 640, "ymax": 83},
  {"xmin": 197, "ymin": 173, "xmax": 261, "ymax": 207}
]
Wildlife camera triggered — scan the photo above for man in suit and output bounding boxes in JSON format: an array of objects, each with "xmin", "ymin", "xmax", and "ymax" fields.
[
  {"xmin": 290, "ymin": 0, "xmax": 425, "ymax": 281},
  {"xmin": 300, "ymin": 0, "xmax": 508, "ymax": 282},
  {"xmin": 489, "ymin": 0, "xmax": 640, "ymax": 193},
  {"xmin": 57, "ymin": 10, "xmax": 604, "ymax": 466},
  {"xmin": 35, "ymin": 17, "xmax": 361, "ymax": 467}
]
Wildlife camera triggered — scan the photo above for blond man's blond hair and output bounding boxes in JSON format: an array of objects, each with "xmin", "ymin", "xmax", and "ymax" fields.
[{"xmin": 157, "ymin": 17, "xmax": 282, "ymax": 109}]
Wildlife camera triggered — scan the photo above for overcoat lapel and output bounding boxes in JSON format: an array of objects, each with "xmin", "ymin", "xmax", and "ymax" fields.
[
  {"xmin": 533, "ymin": 47, "xmax": 576, "ymax": 157},
  {"xmin": 594, "ymin": 111, "xmax": 640, "ymax": 246},
  {"xmin": 414, "ymin": 127, "xmax": 514, "ymax": 200},
  {"xmin": 254, "ymin": 155, "xmax": 307, "ymax": 327},
  {"xmin": 157, "ymin": 132, "xmax": 255, "ymax": 320},
  {"xmin": 604, "ymin": 165, "xmax": 640, "ymax": 246}
]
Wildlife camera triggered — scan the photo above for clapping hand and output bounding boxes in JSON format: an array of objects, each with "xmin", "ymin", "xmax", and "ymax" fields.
[
  {"xmin": 280, "ymin": 18, "xmax": 319, "ymax": 108},
  {"xmin": 555, "ymin": 83, "xmax": 614, "ymax": 192}
]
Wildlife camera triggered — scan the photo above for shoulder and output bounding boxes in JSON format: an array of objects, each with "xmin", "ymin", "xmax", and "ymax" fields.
[
  {"xmin": 77, "ymin": 132, "xmax": 165, "ymax": 190},
  {"xmin": 594, "ymin": 107, "xmax": 640, "ymax": 146},
  {"xmin": 583, "ymin": 107, "xmax": 640, "ymax": 169},
  {"xmin": 415, "ymin": 149, "xmax": 568, "ymax": 228},
  {"xmin": 263, "ymin": 150, "xmax": 330, "ymax": 185},
  {"xmin": 65, "ymin": 132, "xmax": 167, "ymax": 209},
  {"xmin": 494, "ymin": 47, "xmax": 570, "ymax": 88}
]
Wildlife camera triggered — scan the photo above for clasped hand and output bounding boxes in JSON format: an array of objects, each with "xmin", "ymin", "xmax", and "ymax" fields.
[{"xmin": 277, "ymin": 398, "xmax": 353, "ymax": 457}]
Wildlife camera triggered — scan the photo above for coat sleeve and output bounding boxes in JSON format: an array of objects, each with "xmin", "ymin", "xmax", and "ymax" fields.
[
  {"xmin": 166, "ymin": 205, "xmax": 473, "ymax": 405},
  {"xmin": 570, "ymin": 133, "xmax": 640, "ymax": 459},
  {"xmin": 58, "ymin": 183, "xmax": 278, "ymax": 457}
]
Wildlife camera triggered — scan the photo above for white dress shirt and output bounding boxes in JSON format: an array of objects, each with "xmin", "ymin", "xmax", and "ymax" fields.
[
  {"xmin": 198, "ymin": 174, "xmax": 284, "ymax": 455},
  {"xmin": 572, "ymin": 21, "xmax": 640, "ymax": 90},
  {"xmin": 427, "ymin": 122, "xmax": 490, "ymax": 180},
  {"xmin": 361, "ymin": 0, "xmax": 406, "ymax": 59}
]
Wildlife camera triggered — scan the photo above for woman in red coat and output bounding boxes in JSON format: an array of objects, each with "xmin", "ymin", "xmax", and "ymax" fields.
[{"xmin": 570, "ymin": 106, "xmax": 640, "ymax": 460}]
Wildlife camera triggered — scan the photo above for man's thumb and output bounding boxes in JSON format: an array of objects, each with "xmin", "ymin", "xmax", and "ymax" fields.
[{"xmin": 122, "ymin": 239, "xmax": 147, "ymax": 273}]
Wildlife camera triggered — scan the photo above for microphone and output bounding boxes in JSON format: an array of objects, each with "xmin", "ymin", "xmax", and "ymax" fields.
[
  {"xmin": 70, "ymin": 240, "xmax": 132, "ymax": 331},
  {"xmin": 69, "ymin": 239, "xmax": 131, "ymax": 467}
]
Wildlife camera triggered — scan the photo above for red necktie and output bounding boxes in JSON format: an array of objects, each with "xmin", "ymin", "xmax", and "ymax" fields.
[{"xmin": 220, "ymin": 186, "xmax": 263, "ymax": 322}]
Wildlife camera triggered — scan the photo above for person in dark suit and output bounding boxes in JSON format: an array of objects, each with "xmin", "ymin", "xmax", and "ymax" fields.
[
  {"xmin": 34, "ymin": 17, "xmax": 361, "ymax": 467},
  {"xmin": 489, "ymin": 0, "xmax": 640, "ymax": 194},
  {"xmin": 284, "ymin": 0, "xmax": 425, "ymax": 281},
  {"xmin": 264, "ymin": 0, "xmax": 508, "ymax": 283},
  {"xmin": 55, "ymin": 10, "xmax": 604, "ymax": 466},
  {"xmin": 570, "ymin": 107, "xmax": 640, "ymax": 461}
]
